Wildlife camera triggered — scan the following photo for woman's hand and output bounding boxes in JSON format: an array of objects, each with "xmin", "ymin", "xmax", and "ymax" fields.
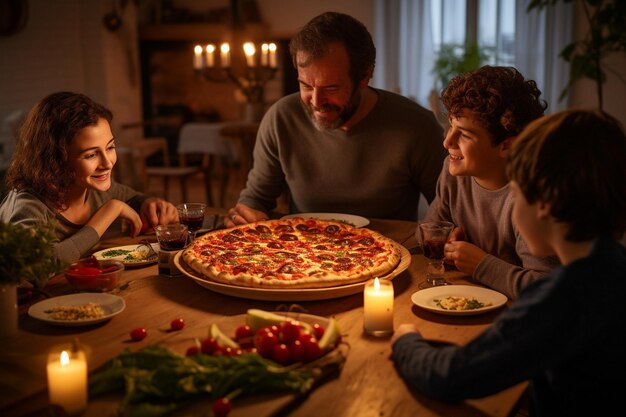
[
  {"xmin": 224, "ymin": 203, "xmax": 269, "ymax": 228},
  {"xmin": 139, "ymin": 198, "xmax": 179, "ymax": 229},
  {"xmin": 89, "ymin": 199, "xmax": 142, "ymax": 237}
]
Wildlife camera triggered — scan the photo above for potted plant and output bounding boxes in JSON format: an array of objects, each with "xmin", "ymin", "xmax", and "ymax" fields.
[
  {"xmin": 0, "ymin": 221, "xmax": 65, "ymax": 338},
  {"xmin": 528, "ymin": 0, "xmax": 626, "ymax": 109},
  {"xmin": 430, "ymin": 42, "xmax": 493, "ymax": 127}
]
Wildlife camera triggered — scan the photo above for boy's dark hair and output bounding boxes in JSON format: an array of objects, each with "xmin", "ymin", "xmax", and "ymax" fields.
[
  {"xmin": 6, "ymin": 91, "xmax": 113, "ymax": 210},
  {"xmin": 289, "ymin": 11, "xmax": 376, "ymax": 86},
  {"xmin": 507, "ymin": 109, "xmax": 626, "ymax": 241},
  {"xmin": 441, "ymin": 66, "xmax": 547, "ymax": 145}
]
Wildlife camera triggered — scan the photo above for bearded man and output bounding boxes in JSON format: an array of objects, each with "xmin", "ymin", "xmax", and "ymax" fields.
[{"xmin": 226, "ymin": 12, "xmax": 444, "ymax": 226}]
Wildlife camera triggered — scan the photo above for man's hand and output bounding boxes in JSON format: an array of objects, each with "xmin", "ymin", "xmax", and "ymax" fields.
[
  {"xmin": 225, "ymin": 203, "xmax": 269, "ymax": 228},
  {"xmin": 140, "ymin": 198, "xmax": 179, "ymax": 230}
]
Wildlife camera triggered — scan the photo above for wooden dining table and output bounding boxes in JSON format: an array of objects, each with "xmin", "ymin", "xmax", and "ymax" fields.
[{"xmin": 0, "ymin": 210, "xmax": 526, "ymax": 417}]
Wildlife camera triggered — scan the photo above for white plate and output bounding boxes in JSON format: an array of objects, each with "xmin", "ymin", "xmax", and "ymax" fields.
[
  {"xmin": 92, "ymin": 244, "xmax": 159, "ymax": 266},
  {"xmin": 411, "ymin": 285, "xmax": 508, "ymax": 316},
  {"xmin": 282, "ymin": 213, "xmax": 370, "ymax": 228},
  {"xmin": 174, "ymin": 243, "xmax": 410, "ymax": 301},
  {"xmin": 28, "ymin": 293, "xmax": 126, "ymax": 326}
]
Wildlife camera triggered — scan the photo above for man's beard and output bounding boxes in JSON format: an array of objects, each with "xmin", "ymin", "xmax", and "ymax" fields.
[{"xmin": 302, "ymin": 88, "xmax": 361, "ymax": 131}]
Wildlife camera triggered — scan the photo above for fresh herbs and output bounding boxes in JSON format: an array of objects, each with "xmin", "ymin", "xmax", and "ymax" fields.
[
  {"xmin": 102, "ymin": 249, "xmax": 132, "ymax": 258},
  {"xmin": 0, "ymin": 221, "xmax": 66, "ymax": 286},
  {"xmin": 89, "ymin": 345, "xmax": 316, "ymax": 417}
]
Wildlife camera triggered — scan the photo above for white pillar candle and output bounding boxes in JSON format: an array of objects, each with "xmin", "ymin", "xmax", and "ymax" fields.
[
  {"xmin": 205, "ymin": 44, "xmax": 215, "ymax": 67},
  {"xmin": 193, "ymin": 45, "xmax": 203, "ymax": 69},
  {"xmin": 363, "ymin": 278, "xmax": 394, "ymax": 336},
  {"xmin": 220, "ymin": 43, "xmax": 231, "ymax": 67},
  {"xmin": 261, "ymin": 43, "xmax": 269, "ymax": 66},
  {"xmin": 268, "ymin": 43, "xmax": 277, "ymax": 68},
  {"xmin": 47, "ymin": 349, "xmax": 87, "ymax": 415}
]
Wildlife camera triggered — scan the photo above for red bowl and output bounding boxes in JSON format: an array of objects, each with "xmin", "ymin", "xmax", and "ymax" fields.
[{"xmin": 64, "ymin": 259, "xmax": 124, "ymax": 292}]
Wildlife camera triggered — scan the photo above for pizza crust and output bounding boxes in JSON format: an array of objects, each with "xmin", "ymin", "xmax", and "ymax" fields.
[{"xmin": 182, "ymin": 217, "xmax": 402, "ymax": 289}]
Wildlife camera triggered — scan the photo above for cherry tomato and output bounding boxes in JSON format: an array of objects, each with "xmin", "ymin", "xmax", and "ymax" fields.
[
  {"xmin": 201, "ymin": 337, "xmax": 219, "ymax": 354},
  {"xmin": 254, "ymin": 329, "xmax": 278, "ymax": 358},
  {"xmin": 279, "ymin": 320, "xmax": 301, "ymax": 344},
  {"xmin": 234, "ymin": 324, "xmax": 253, "ymax": 341},
  {"xmin": 170, "ymin": 318, "xmax": 185, "ymax": 331},
  {"xmin": 288, "ymin": 340, "xmax": 304, "ymax": 363},
  {"xmin": 312, "ymin": 323, "xmax": 325, "ymax": 340},
  {"xmin": 130, "ymin": 327, "xmax": 147, "ymax": 341},
  {"xmin": 212, "ymin": 397, "xmax": 232, "ymax": 417},
  {"xmin": 302, "ymin": 335, "xmax": 322, "ymax": 362},
  {"xmin": 272, "ymin": 343, "xmax": 291, "ymax": 365},
  {"xmin": 185, "ymin": 346, "xmax": 199, "ymax": 356}
]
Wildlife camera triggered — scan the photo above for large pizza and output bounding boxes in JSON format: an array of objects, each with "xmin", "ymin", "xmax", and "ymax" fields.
[{"xmin": 182, "ymin": 217, "xmax": 402, "ymax": 289}]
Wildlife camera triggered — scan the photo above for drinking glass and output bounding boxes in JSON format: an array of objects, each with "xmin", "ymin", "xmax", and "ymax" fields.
[
  {"xmin": 417, "ymin": 221, "xmax": 454, "ymax": 289},
  {"xmin": 176, "ymin": 203, "xmax": 206, "ymax": 240}
]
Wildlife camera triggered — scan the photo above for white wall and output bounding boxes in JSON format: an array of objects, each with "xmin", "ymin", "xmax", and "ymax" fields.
[{"xmin": 0, "ymin": 0, "xmax": 142, "ymax": 145}]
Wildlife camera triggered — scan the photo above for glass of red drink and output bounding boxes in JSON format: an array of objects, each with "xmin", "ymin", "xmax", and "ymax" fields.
[
  {"xmin": 176, "ymin": 203, "xmax": 206, "ymax": 240},
  {"xmin": 417, "ymin": 221, "xmax": 454, "ymax": 288},
  {"xmin": 154, "ymin": 224, "xmax": 190, "ymax": 251}
]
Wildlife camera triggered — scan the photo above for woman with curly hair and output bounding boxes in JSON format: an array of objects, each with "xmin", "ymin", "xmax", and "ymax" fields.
[
  {"xmin": 420, "ymin": 66, "xmax": 558, "ymax": 299},
  {"xmin": 0, "ymin": 91, "xmax": 178, "ymax": 262}
]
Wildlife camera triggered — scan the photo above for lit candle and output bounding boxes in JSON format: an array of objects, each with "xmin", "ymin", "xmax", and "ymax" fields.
[
  {"xmin": 243, "ymin": 42, "xmax": 256, "ymax": 67},
  {"xmin": 363, "ymin": 277, "xmax": 394, "ymax": 336},
  {"xmin": 47, "ymin": 349, "xmax": 87, "ymax": 415},
  {"xmin": 193, "ymin": 45, "xmax": 203, "ymax": 69},
  {"xmin": 205, "ymin": 44, "xmax": 215, "ymax": 67},
  {"xmin": 261, "ymin": 43, "xmax": 269, "ymax": 66},
  {"xmin": 268, "ymin": 42, "xmax": 277, "ymax": 68},
  {"xmin": 220, "ymin": 43, "xmax": 231, "ymax": 67}
]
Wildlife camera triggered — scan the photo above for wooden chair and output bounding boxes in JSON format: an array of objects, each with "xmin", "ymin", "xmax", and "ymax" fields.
[{"xmin": 124, "ymin": 137, "xmax": 213, "ymax": 205}]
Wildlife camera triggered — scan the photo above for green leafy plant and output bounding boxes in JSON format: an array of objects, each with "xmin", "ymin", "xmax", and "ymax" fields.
[
  {"xmin": 0, "ymin": 221, "xmax": 66, "ymax": 286},
  {"xmin": 528, "ymin": 0, "xmax": 626, "ymax": 109},
  {"xmin": 432, "ymin": 43, "xmax": 493, "ymax": 90}
]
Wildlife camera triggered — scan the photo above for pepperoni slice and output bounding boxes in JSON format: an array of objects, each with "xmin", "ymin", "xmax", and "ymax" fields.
[
  {"xmin": 335, "ymin": 257, "xmax": 352, "ymax": 263},
  {"xmin": 256, "ymin": 225, "xmax": 271, "ymax": 234},
  {"xmin": 243, "ymin": 247, "xmax": 262, "ymax": 254},
  {"xmin": 317, "ymin": 254, "xmax": 335, "ymax": 261},
  {"xmin": 245, "ymin": 228, "xmax": 260, "ymax": 235},
  {"xmin": 267, "ymin": 242, "xmax": 284, "ymax": 249},
  {"xmin": 333, "ymin": 262, "xmax": 353, "ymax": 271},
  {"xmin": 325, "ymin": 225, "xmax": 340, "ymax": 235},
  {"xmin": 275, "ymin": 225, "xmax": 294, "ymax": 232},
  {"xmin": 276, "ymin": 251, "xmax": 298, "ymax": 259},
  {"xmin": 335, "ymin": 238, "xmax": 353, "ymax": 247},
  {"xmin": 279, "ymin": 233, "xmax": 298, "ymax": 241},
  {"xmin": 222, "ymin": 234, "xmax": 239, "ymax": 243},
  {"xmin": 357, "ymin": 236, "xmax": 375, "ymax": 246},
  {"xmin": 314, "ymin": 245, "xmax": 328, "ymax": 250},
  {"xmin": 230, "ymin": 229, "xmax": 244, "ymax": 236},
  {"xmin": 295, "ymin": 224, "xmax": 309, "ymax": 231},
  {"xmin": 305, "ymin": 228, "xmax": 321, "ymax": 234},
  {"xmin": 277, "ymin": 263, "xmax": 296, "ymax": 274}
]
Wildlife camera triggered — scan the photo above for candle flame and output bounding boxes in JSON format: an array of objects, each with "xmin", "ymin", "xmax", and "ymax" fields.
[
  {"xmin": 60, "ymin": 350, "xmax": 70, "ymax": 366},
  {"xmin": 194, "ymin": 45, "xmax": 202, "ymax": 55},
  {"xmin": 220, "ymin": 43, "xmax": 230, "ymax": 54},
  {"xmin": 374, "ymin": 277, "xmax": 380, "ymax": 291},
  {"xmin": 206, "ymin": 44, "xmax": 215, "ymax": 53},
  {"xmin": 262, "ymin": 43, "xmax": 269, "ymax": 52},
  {"xmin": 269, "ymin": 43, "xmax": 277, "ymax": 52},
  {"xmin": 243, "ymin": 42, "xmax": 256, "ymax": 56}
]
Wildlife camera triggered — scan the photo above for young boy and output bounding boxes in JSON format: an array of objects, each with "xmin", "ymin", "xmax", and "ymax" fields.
[
  {"xmin": 422, "ymin": 66, "xmax": 557, "ymax": 299},
  {"xmin": 393, "ymin": 109, "xmax": 626, "ymax": 415}
]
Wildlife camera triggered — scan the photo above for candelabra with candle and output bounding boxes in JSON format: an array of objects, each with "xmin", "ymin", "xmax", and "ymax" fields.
[{"xmin": 193, "ymin": 41, "xmax": 278, "ymax": 104}]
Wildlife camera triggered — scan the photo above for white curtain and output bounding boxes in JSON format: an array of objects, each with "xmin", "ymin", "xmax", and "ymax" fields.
[
  {"xmin": 515, "ymin": 0, "xmax": 573, "ymax": 113},
  {"xmin": 373, "ymin": 0, "xmax": 573, "ymax": 113},
  {"xmin": 373, "ymin": 0, "xmax": 436, "ymax": 107}
]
